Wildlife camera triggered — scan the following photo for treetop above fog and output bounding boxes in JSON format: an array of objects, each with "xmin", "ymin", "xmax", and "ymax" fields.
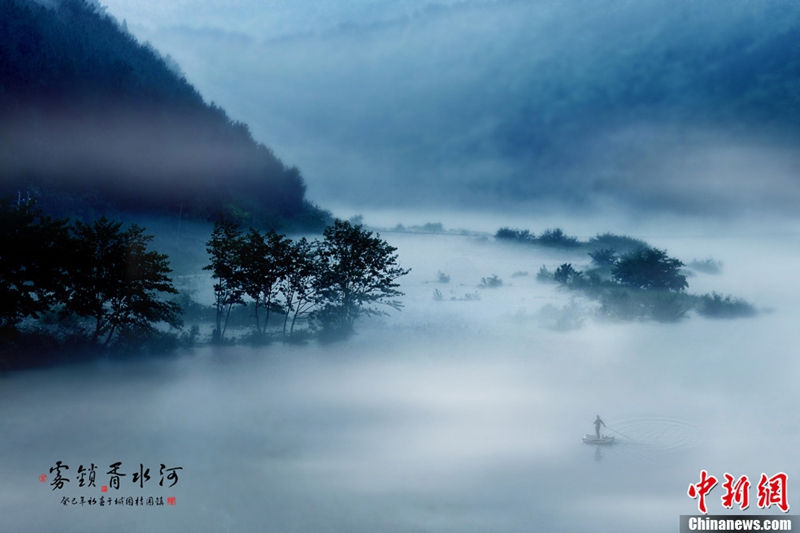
[
  {"xmin": 611, "ymin": 248, "xmax": 688, "ymax": 292},
  {"xmin": 1, "ymin": 202, "xmax": 181, "ymax": 347},
  {"xmin": 205, "ymin": 219, "xmax": 410, "ymax": 341}
]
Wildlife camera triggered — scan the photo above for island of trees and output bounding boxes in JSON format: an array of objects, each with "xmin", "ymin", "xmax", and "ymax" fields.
[
  {"xmin": 496, "ymin": 226, "xmax": 756, "ymax": 321},
  {"xmin": 204, "ymin": 219, "xmax": 410, "ymax": 342},
  {"xmin": 0, "ymin": 200, "xmax": 409, "ymax": 370}
]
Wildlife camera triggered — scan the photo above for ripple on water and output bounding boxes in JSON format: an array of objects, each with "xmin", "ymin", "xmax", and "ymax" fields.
[{"xmin": 597, "ymin": 416, "xmax": 700, "ymax": 467}]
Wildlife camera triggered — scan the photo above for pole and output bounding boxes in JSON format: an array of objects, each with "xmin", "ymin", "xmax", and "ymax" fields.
[{"xmin": 576, "ymin": 415, "xmax": 632, "ymax": 439}]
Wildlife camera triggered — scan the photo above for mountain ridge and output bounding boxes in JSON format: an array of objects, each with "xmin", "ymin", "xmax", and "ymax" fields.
[{"xmin": 0, "ymin": 0, "xmax": 327, "ymax": 229}]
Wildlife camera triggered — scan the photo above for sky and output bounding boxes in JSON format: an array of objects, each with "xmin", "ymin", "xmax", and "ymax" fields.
[{"xmin": 95, "ymin": 0, "xmax": 800, "ymax": 220}]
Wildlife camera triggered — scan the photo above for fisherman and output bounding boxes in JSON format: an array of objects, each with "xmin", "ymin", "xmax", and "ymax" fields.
[{"xmin": 594, "ymin": 415, "xmax": 606, "ymax": 439}]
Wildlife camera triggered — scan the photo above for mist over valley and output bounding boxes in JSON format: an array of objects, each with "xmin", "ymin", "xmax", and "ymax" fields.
[{"xmin": 2, "ymin": 0, "xmax": 800, "ymax": 531}]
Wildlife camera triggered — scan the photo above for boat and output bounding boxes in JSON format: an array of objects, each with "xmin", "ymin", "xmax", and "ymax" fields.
[{"xmin": 582, "ymin": 434, "xmax": 615, "ymax": 445}]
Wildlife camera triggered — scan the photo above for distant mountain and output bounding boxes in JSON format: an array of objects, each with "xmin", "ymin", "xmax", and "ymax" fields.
[
  {"xmin": 186, "ymin": 0, "xmax": 800, "ymax": 214},
  {"xmin": 0, "ymin": 0, "xmax": 326, "ymax": 227}
]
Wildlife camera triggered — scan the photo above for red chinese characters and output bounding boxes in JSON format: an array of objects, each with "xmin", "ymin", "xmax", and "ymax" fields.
[
  {"xmin": 689, "ymin": 471, "xmax": 790, "ymax": 513},
  {"xmin": 688, "ymin": 470, "xmax": 718, "ymax": 514},
  {"xmin": 721, "ymin": 474, "xmax": 750, "ymax": 510},
  {"xmin": 757, "ymin": 472, "xmax": 789, "ymax": 512}
]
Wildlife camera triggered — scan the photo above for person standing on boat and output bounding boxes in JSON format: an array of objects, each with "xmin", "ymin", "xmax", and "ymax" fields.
[{"xmin": 594, "ymin": 415, "xmax": 606, "ymax": 439}]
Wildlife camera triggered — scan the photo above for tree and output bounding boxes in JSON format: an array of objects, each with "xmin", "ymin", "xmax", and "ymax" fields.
[
  {"xmin": 611, "ymin": 248, "xmax": 688, "ymax": 292},
  {"xmin": 588, "ymin": 248, "xmax": 618, "ymax": 267},
  {"xmin": 240, "ymin": 229, "xmax": 291, "ymax": 336},
  {"xmin": 315, "ymin": 220, "xmax": 410, "ymax": 335},
  {"xmin": 204, "ymin": 219, "xmax": 246, "ymax": 342},
  {"xmin": 0, "ymin": 200, "xmax": 71, "ymax": 335},
  {"xmin": 67, "ymin": 217, "xmax": 182, "ymax": 345},
  {"xmin": 279, "ymin": 237, "xmax": 321, "ymax": 337},
  {"xmin": 554, "ymin": 263, "xmax": 582, "ymax": 286}
]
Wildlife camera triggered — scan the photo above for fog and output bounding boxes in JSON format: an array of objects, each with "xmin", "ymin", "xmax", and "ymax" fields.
[
  {"xmin": 5, "ymin": 0, "xmax": 800, "ymax": 530},
  {"xmin": 3, "ymin": 219, "xmax": 800, "ymax": 532}
]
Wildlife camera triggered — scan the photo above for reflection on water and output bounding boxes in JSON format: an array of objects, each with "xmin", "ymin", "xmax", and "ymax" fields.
[{"xmin": 1, "ymin": 228, "xmax": 799, "ymax": 532}]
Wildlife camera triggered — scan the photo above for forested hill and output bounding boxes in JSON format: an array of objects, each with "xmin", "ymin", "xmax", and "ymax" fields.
[
  {"xmin": 0, "ymin": 0, "xmax": 324, "ymax": 227},
  {"xmin": 483, "ymin": 0, "xmax": 800, "ymax": 158}
]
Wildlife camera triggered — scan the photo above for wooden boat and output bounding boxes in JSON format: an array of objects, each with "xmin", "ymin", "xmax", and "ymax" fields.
[{"xmin": 582, "ymin": 434, "xmax": 615, "ymax": 445}]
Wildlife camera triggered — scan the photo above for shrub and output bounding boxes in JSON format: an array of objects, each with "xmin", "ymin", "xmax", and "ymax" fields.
[
  {"xmin": 589, "ymin": 233, "xmax": 648, "ymax": 253},
  {"xmin": 689, "ymin": 259, "xmax": 723, "ymax": 275},
  {"xmin": 536, "ymin": 302, "xmax": 586, "ymax": 331},
  {"xmin": 451, "ymin": 292, "xmax": 481, "ymax": 301},
  {"xmin": 536, "ymin": 228, "xmax": 580, "ymax": 248},
  {"xmin": 536, "ymin": 265, "xmax": 556, "ymax": 283},
  {"xmin": 696, "ymin": 292, "xmax": 756, "ymax": 318},
  {"xmin": 479, "ymin": 275, "xmax": 503, "ymax": 288},
  {"xmin": 495, "ymin": 227, "xmax": 534, "ymax": 242},
  {"xmin": 598, "ymin": 287, "xmax": 689, "ymax": 322},
  {"xmin": 180, "ymin": 325, "xmax": 201, "ymax": 347}
]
